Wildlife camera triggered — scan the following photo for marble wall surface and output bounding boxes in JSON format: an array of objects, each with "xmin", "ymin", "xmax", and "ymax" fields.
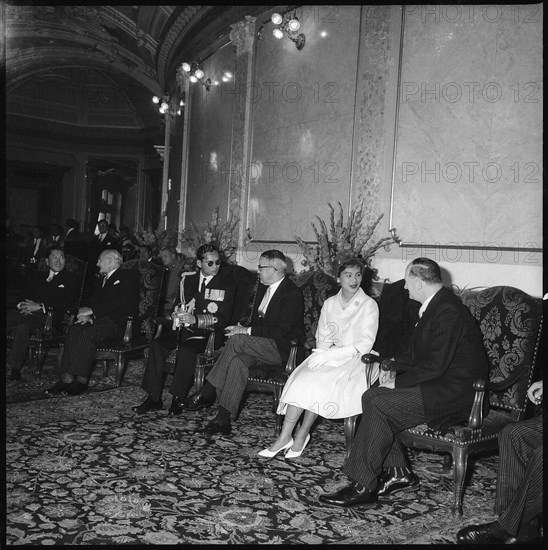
[
  {"xmin": 248, "ymin": 5, "xmax": 361, "ymax": 241},
  {"xmin": 178, "ymin": 5, "xmax": 542, "ymax": 295},
  {"xmin": 392, "ymin": 4, "xmax": 543, "ymax": 249},
  {"xmin": 185, "ymin": 45, "xmax": 235, "ymax": 226}
]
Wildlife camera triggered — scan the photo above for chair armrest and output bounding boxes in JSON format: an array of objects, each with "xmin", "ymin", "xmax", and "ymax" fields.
[
  {"xmin": 204, "ymin": 329, "xmax": 215, "ymax": 358},
  {"xmin": 285, "ymin": 339, "xmax": 299, "ymax": 375},
  {"xmin": 43, "ymin": 307, "xmax": 54, "ymax": 333},
  {"xmin": 122, "ymin": 316, "xmax": 134, "ymax": 344},
  {"xmin": 466, "ymin": 378, "xmax": 486, "ymax": 430},
  {"xmin": 153, "ymin": 322, "xmax": 163, "ymax": 339}
]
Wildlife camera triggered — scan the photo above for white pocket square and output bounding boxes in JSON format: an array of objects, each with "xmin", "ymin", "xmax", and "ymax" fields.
[
  {"xmin": 58, "ymin": 284, "xmax": 65, "ymax": 288},
  {"xmin": 113, "ymin": 280, "xmax": 120, "ymax": 285}
]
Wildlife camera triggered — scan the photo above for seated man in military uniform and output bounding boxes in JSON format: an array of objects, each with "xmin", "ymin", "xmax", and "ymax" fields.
[{"xmin": 133, "ymin": 243, "xmax": 237, "ymax": 415}]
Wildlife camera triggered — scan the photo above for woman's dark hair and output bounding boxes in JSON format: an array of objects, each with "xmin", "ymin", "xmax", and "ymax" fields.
[
  {"xmin": 336, "ymin": 257, "xmax": 374, "ymax": 296},
  {"xmin": 196, "ymin": 243, "xmax": 220, "ymax": 260},
  {"xmin": 337, "ymin": 257, "xmax": 364, "ymax": 278}
]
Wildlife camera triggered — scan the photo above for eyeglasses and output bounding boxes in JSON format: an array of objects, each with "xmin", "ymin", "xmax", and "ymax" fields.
[
  {"xmin": 204, "ymin": 259, "xmax": 221, "ymax": 267},
  {"xmin": 258, "ymin": 265, "xmax": 277, "ymax": 271}
]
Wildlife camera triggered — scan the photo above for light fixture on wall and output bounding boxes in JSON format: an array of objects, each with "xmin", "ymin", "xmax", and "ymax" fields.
[
  {"xmin": 257, "ymin": 7, "xmax": 305, "ymax": 50},
  {"xmin": 152, "ymin": 93, "xmax": 183, "ymax": 118},
  {"xmin": 180, "ymin": 60, "xmax": 219, "ymax": 91}
]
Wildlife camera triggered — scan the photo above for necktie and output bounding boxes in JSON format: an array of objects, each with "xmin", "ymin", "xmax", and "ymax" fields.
[
  {"xmin": 102, "ymin": 274, "xmax": 108, "ymax": 287},
  {"xmin": 258, "ymin": 286, "xmax": 271, "ymax": 317},
  {"xmin": 46, "ymin": 271, "xmax": 57, "ymax": 283},
  {"xmin": 199, "ymin": 277, "xmax": 209, "ymax": 294}
]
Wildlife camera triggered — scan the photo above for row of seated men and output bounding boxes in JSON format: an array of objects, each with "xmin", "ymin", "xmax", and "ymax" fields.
[
  {"xmin": 6, "ymin": 245, "xmax": 542, "ymax": 543},
  {"xmin": 8, "ymin": 218, "xmax": 167, "ymax": 293}
]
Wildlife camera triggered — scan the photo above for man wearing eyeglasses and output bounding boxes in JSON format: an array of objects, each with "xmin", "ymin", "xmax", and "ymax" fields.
[
  {"xmin": 133, "ymin": 243, "xmax": 236, "ymax": 414},
  {"xmin": 183, "ymin": 249, "xmax": 305, "ymax": 436}
]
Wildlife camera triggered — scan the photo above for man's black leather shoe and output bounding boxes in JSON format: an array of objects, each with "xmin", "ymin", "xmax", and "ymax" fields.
[
  {"xmin": 456, "ymin": 521, "xmax": 518, "ymax": 544},
  {"xmin": 319, "ymin": 483, "xmax": 378, "ymax": 508},
  {"xmin": 201, "ymin": 420, "xmax": 232, "ymax": 436},
  {"xmin": 377, "ymin": 471, "xmax": 419, "ymax": 498},
  {"xmin": 132, "ymin": 395, "xmax": 163, "ymax": 414},
  {"xmin": 182, "ymin": 392, "xmax": 215, "ymax": 411},
  {"xmin": 167, "ymin": 396, "xmax": 184, "ymax": 416},
  {"xmin": 65, "ymin": 380, "xmax": 88, "ymax": 396},
  {"xmin": 10, "ymin": 369, "xmax": 22, "ymax": 381},
  {"xmin": 45, "ymin": 380, "xmax": 71, "ymax": 395}
]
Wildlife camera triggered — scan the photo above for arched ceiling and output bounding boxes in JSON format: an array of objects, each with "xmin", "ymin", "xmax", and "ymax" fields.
[{"xmin": 4, "ymin": 4, "xmax": 274, "ymax": 132}]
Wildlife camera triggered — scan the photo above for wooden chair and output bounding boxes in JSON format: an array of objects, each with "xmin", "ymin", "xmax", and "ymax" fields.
[
  {"xmin": 6, "ymin": 254, "xmax": 88, "ymax": 375},
  {"xmin": 194, "ymin": 269, "xmax": 338, "ymax": 434},
  {"xmin": 345, "ymin": 285, "xmax": 543, "ymax": 516},
  {"xmin": 94, "ymin": 259, "xmax": 165, "ymax": 386},
  {"xmin": 152, "ymin": 263, "xmax": 258, "ymax": 377}
]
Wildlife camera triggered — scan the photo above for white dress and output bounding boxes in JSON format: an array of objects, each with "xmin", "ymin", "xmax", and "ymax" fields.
[{"xmin": 277, "ymin": 288, "xmax": 380, "ymax": 419}]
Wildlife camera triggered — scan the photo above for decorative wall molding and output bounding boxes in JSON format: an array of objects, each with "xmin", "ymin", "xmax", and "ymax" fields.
[{"xmin": 229, "ymin": 16, "xmax": 257, "ymax": 56}]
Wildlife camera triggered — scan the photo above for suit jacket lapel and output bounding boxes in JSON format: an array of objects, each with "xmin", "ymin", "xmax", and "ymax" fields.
[{"xmin": 261, "ymin": 277, "xmax": 288, "ymax": 317}]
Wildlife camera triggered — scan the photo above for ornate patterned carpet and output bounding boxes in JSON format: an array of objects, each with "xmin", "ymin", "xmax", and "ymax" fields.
[{"xmin": 5, "ymin": 351, "xmax": 502, "ymax": 545}]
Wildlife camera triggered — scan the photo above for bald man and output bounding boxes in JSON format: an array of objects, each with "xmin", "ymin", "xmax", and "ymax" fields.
[{"xmin": 46, "ymin": 249, "xmax": 139, "ymax": 396}]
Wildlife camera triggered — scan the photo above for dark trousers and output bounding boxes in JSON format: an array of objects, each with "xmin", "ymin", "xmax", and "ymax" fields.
[
  {"xmin": 342, "ymin": 385, "xmax": 425, "ymax": 491},
  {"xmin": 61, "ymin": 317, "xmax": 120, "ymax": 379},
  {"xmin": 7, "ymin": 309, "xmax": 46, "ymax": 371},
  {"xmin": 206, "ymin": 334, "xmax": 281, "ymax": 419},
  {"xmin": 141, "ymin": 328, "xmax": 208, "ymax": 400},
  {"xmin": 496, "ymin": 416, "xmax": 543, "ymax": 535}
]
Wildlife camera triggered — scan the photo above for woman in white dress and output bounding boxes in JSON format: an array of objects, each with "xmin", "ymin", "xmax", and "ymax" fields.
[{"xmin": 258, "ymin": 258, "xmax": 379, "ymax": 459}]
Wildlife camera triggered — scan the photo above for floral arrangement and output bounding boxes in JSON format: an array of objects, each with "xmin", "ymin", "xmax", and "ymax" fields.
[
  {"xmin": 179, "ymin": 207, "xmax": 239, "ymax": 262},
  {"xmin": 134, "ymin": 226, "xmax": 183, "ymax": 256},
  {"xmin": 294, "ymin": 201, "xmax": 395, "ymax": 279}
]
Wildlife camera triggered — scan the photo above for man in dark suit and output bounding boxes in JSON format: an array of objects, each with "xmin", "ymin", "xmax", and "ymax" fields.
[
  {"xmin": 63, "ymin": 218, "xmax": 88, "ymax": 261},
  {"xmin": 319, "ymin": 257, "xmax": 489, "ymax": 508},
  {"xmin": 183, "ymin": 249, "xmax": 305, "ymax": 436},
  {"xmin": 132, "ymin": 244, "xmax": 237, "ymax": 414},
  {"xmin": 456, "ymin": 380, "xmax": 543, "ymax": 544},
  {"xmin": 23, "ymin": 225, "xmax": 47, "ymax": 277},
  {"xmin": 7, "ymin": 246, "xmax": 79, "ymax": 381},
  {"xmin": 45, "ymin": 249, "xmax": 139, "ymax": 396},
  {"xmin": 44, "ymin": 223, "xmax": 65, "ymax": 253},
  {"xmin": 87, "ymin": 219, "xmax": 121, "ymax": 283}
]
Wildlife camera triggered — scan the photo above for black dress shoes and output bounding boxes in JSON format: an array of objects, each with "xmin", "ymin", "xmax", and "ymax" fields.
[
  {"xmin": 167, "ymin": 396, "xmax": 184, "ymax": 416},
  {"xmin": 45, "ymin": 380, "xmax": 71, "ymax": 395},
  {"xmin": 376, "ymin": 471, "xmax": 419, "ymax": 498},
  {"xmin": 132, "ymin": 395, "xmax": 163, "ymax": 414},
  {"xmin": 319, "ymin": 483, "xmax": 378, "ymax": 508},
  {"xmin": 65, "ymin": 380, "xmax": 89, "ymax": 396},
  {"xmin": 182, "ymin": 392, "xmax": 215, "ymax": 411},
  {"xmin": 10, "ymin": 369, "xmax": 22, "ymax": 381},
  {"xmin": 201, "ymin": 420, "xmax": 232, "ymax": 436},
  {"xmin": 456, "ymin": 521, "xmax": 518, "ymax": 544}
]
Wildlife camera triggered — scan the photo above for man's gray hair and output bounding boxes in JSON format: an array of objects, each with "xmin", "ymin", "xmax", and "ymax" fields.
[{"xmin": 102, "ymin": 249, "xmax": 123, "ymax": 266}]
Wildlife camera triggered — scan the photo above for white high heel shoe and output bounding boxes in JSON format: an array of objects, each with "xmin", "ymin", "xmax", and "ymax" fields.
[
  {"xmin": 285, "ymin": 434, "xmax": 310, "ymax": 459},
  {"xmin": 258, "ymin": 438, "xmax": 294, "ymax": 458}
]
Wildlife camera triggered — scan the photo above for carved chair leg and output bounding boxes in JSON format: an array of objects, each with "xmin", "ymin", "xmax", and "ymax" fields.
[
  {"xmin": 35, "ymin": 348, "xmax": 48, "ymax": 377},
  {"xmin": 115, "ymin": 355, "xmax": 125, "ymax": 387},
  {"xmin": 451, "ymin": 445, "xmax": 467, "ymax": 516},
  {"xmin": 195, "ymin": 363, "xmax": 206, "ymax": 393},
  {"xmin": 57, "ymin": 345, "xmax": 64, "ymax": 372},
  {"xmin": 344, "ymin": 415, "xmax": 360, "ymax": 460},
  {"xmin": 28, "ymin": 347, "xmax": 36, "ymax": 370}
]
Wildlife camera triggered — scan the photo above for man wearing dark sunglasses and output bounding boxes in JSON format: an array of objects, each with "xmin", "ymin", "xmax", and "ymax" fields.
[
  {"xmin": 132, "ymin": 243, "xmax": 236, "ymax": 414},
  {"xmin": 183, "ymin": 249, "xmax": 305, "ymax": 436}
]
